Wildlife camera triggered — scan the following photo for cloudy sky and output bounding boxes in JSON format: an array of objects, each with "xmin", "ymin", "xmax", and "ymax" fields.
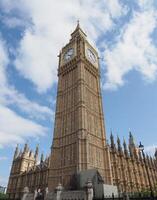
[{"xmin": 0, "ymin": 0, "xmax": 157, "ymax": 186}]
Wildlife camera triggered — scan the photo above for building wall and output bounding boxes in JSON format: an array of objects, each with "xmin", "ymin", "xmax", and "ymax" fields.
[
  {"xmin": 6, "ymin": 25, "xmax": 157, "ymax": 198},
  {"xmin": 48, "ymin": 23, "xmax": 112, "ymax": 191},
  {"xmin": 7, "ymin": 144, "xmax": 49, "ymax": 199},
  {"xmin": 7, "ymin": 138, "xmax": 157, "ymax": 199},
  {"xmin": 110, "ymin": 134, "xmax": 157, "ymax": 194}
]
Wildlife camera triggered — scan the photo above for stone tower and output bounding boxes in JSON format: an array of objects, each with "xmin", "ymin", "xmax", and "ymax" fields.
[
  {"xmin": 7, "ymin": 144, "xmax": 38, "ymax": 199},
  {"xmin": 48, "ymin": 23, "xmax": 112, "ymax": 191}
]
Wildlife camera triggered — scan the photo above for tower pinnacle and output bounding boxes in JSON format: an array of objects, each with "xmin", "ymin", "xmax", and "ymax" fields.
[
  {"xmin": 23, "ymin": 142, "xmax": 29, "ymax": 153},
  {"xmin": 110, "ymin": 132, "xmax": 116, "ymax": 150},
  {"xmin": 129, "ymin": 131, "xmax": 135, "ymax": 148},
  {"xmin": 77, "ymin": 19, "xmax": 80, "ymax": 28},
  {"xmin": 14, "ymin": 144, "xmax": 19, "ymax": 159},
  {"xmin": 71, "ymin": 21, "xmax": 87, "ymax": 40},
  {"xmin": 123, "ymin": 139, "xmax": 129, "ymax": 157},
  {"xmin": 35, "ymin": 144, "xmax": 39, "ymax": 162}
]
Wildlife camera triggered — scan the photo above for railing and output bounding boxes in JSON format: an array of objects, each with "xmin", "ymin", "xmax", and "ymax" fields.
[
  {"xmin": 2, "ymin": 196, "xmax": 157, "ymax": 200},
  {"xmin": 94, "ymin": 196, "xmax": 157, "ymax": 200}
]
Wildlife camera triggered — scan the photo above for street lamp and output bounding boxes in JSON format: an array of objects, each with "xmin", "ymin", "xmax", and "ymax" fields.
[{"xmin": 139, "ymin": 142, "xmax": 154, "ymax": 198}]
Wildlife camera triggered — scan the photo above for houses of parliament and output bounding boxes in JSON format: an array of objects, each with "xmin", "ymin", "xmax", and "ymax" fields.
[{"xmin": 7, "ymin": 23, "xmax": 157, "ymax": 199}]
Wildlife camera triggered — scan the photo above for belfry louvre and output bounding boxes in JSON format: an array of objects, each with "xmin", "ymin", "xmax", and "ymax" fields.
[{"xmin": 7, "ymin": 24, "xmax": 157, "ymax": 199}]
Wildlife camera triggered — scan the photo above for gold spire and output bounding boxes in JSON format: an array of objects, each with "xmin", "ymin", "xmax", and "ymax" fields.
[{"xmin": 71, "ymin": 20, "xmax": 87, "ymax": 39}]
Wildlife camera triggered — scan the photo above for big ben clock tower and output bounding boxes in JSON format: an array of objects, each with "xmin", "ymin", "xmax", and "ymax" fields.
[{"xmin": 48, "ymin": 22, "xmax": 112, "ymax": 190}]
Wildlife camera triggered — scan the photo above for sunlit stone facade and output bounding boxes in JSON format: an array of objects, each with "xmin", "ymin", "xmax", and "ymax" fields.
[{"xmin": 7, "ymin": 24, "xmax": 157, "ymax": 199}]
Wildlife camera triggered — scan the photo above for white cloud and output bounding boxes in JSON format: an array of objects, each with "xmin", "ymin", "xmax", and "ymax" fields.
[
  {"xmin": 0, "ymin": 0, "xmax": 125, "ymax": 92},
  {"xmin": 0, "ymin": 37, "xmax": 50, "ymax": 147},
  {"xmin": 0, "ymin": 36, "xmax": 53, "ymax": 120},
  {"xmin": 1, "ymin": 0, "xmax": 157, "ymax": 91},
  {"xmin": 0, "ymin": 176, "xmax": 8, "ymax": 186},
  {"xmin": 1, "ymin": 16, "xmax": 29, "ymax": 28},
  {"xmin": 105, "ymin": 0, "xmax": 127, "ymax": 18},
  {"xmin": 0, "ymin": 39, "xmax": 9, "ymax": 86},
  {"xmin": 145, "ymin": 144, "xmax": 156, "ymax": 156},
  {"xmin": 0, "ymin": 156, "xmax": 8, "ymax": 161},
  {"xmin": 0, "ymin": 86, "xmax": 53, "ymax": 120},
  {"xmin": 138, "ymin": 0, "xmax": 154, "ymax": 10},
  {"xmin": 0, "ymin": 105, "xmax": 47, "ymax": 148},
  {"xmin": 103, "ymin": 4, "xmax": 157, "ymax": 90},
  {"xmin": 0, "ymin": 0, "xmax": 126, "ymax": 147}
]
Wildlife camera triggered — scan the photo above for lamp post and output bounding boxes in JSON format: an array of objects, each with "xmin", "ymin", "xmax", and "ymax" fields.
[{"xmin": 139, "ymin": 142, "xmax": 154, "ymax": 198}]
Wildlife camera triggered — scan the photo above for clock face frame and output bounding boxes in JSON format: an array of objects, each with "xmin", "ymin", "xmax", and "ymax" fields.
[
  {"xmin": 87, "ymin": 48, "xmax": 96, "ymax": 63},
  {"xmin": 64, "ymin": 48, "xmax": 74, "ymax": 61}
]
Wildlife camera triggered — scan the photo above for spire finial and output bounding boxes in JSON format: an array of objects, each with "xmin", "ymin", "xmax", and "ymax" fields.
[
  {"xmin": 14, "ymin": 144, "xmax": 19, "ymax": 159},
  {"xmin": 77, "ymin": 19, "xmax": 80, "ymax": 26},
  {"xmin": 24, "ymin": 141, "xmax": 29, "ymax": 153},
  {"xmin": 110, "ymin": 132, "xmax": 116, "ymax": 150},
  {"xmin": 40, "ymin": 152, "xmax": 44, "ymax": 163},
  {"xmin": 129, "ymin": 131, "xmax": 135, "ymax": 148},
  {"xmin": 117, "ymin": 135, "xmax": 122, "ymax": 153},
  {"xmin": 35, "ymin": 144, "xmax": 39, "ymax": 160},
  {"xmin": 123, "ymin": 138, "xmax": 129, "ymax": 157},
  {"xmin": 155, "ymin": 148, "xmax": 157, "ymax": 158},
  {"xmin": 71, "ymin": 19, "xmax": 87, "ymax": 39}
]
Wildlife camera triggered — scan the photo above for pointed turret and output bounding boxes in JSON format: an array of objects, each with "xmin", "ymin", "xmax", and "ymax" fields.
[
  {"xmin": 14, "ymin": 144, "xmax": 19, "ymax": 159},
  {"xmin": 129, "ymin": 131, "xmax": 135, "ymax": 148},
  {"xmin": 47, "ymin": 156, "xmax": 50, "ymax": 167},
  {"xmin": 71, "ymin": 21, "xmax": 87, "ymax": 41},
  {"xmin": 155, "ymin": 148, "xmax": 157, "ymax": 159},
  {"xmin": 23, "ymin": 142, "xmax": 29, "ymax": 153},
  {"xmin": 76, "ymin": 20, "xmax": 80, "ymax": 29},
  {"xmin": 110, "ymin": 132, "xmax": 116, "ymax": 151},
  {"xmin": 128, "ymin": 132, "xmax": 136, "ymax": 158},
  {"xmin": 35, "ymin": 144, "xmax": 39, "ymax": 161},
  {"xmin": 18, "ymin": 150, "xmax": 22, "ymax": 157},
  {"xmin": 29, "ymin": 150, "xmax": 33, "ymax": 157},
  {"xmin": 117, "ymin": 136, "xmax": 123, "ymax": 154},
  {"xmin": 123, "ymin": 139, "xmax": 129, "ymax": 157},
  {"xmin": 40, "ymin": 153, "xmax": 44, "ymax": 163}
]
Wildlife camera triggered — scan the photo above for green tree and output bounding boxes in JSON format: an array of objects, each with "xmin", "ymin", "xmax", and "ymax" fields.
[{"xmin": 0, "ymin": 193, "xmax": 8, "ymax": 199}]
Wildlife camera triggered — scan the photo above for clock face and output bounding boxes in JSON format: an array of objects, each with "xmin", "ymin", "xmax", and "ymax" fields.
[
  {"xmin": 64, "ymin": 48, "xmax": 74, "ymax": 61},
  {"xmin": 87, "ymin": 48, "xmax": 96, "ymax": 63}
]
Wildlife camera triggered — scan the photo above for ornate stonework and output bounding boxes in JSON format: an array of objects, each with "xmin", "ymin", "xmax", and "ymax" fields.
[
  {"xmin": 7, "ymin": 24, "xmax": 157, "ymax": 199},
  {"xmin": 48, "ymin": 22, "xmax": 112, "ymax": 191}
]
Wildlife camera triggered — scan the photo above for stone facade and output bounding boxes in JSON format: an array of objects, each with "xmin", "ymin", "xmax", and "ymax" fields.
[
  {"xmin": 7, "ymin": 144, "xmax": 49, "ymax": 199},
  {"xmin": 110, "ymin": 133, "xmax": 157, "ymax": 194},
  {"xmin": 48, "ymin": 22, "xmax": 112, "ymax": 191},
  {"xmin": 7, "ymin": 24, "xmax": 157, "ymax": 199}
]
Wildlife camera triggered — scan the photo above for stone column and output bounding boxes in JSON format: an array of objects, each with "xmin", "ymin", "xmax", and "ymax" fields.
[
  {"xmin": 86, "ymin": 179, "xmax": 93, "ymax": 200},
  {"xmin": 34, "ymin": 189, "xmax": 37, "ymax": 200},
  {"xmin": 44, "ymin": 187, "xmax": 49, "ymax": 200},
  {"xmin": 22, "ymin": 186, "xmax": 29, "ymax": 200},
  {"xmin": 56, "ymin": 183, "xmax": 63, "ymax": 200}
]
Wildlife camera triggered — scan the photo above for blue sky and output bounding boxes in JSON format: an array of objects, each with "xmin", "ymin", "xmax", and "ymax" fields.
[{"xmin": 0, "ymin": 0, "xmax": 157, "ymax": 186}]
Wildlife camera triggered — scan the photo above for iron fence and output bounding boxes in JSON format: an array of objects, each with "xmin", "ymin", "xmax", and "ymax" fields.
[{"xmin": 94, "ymin": 196, "xmax": 157, "ymax": 200}]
